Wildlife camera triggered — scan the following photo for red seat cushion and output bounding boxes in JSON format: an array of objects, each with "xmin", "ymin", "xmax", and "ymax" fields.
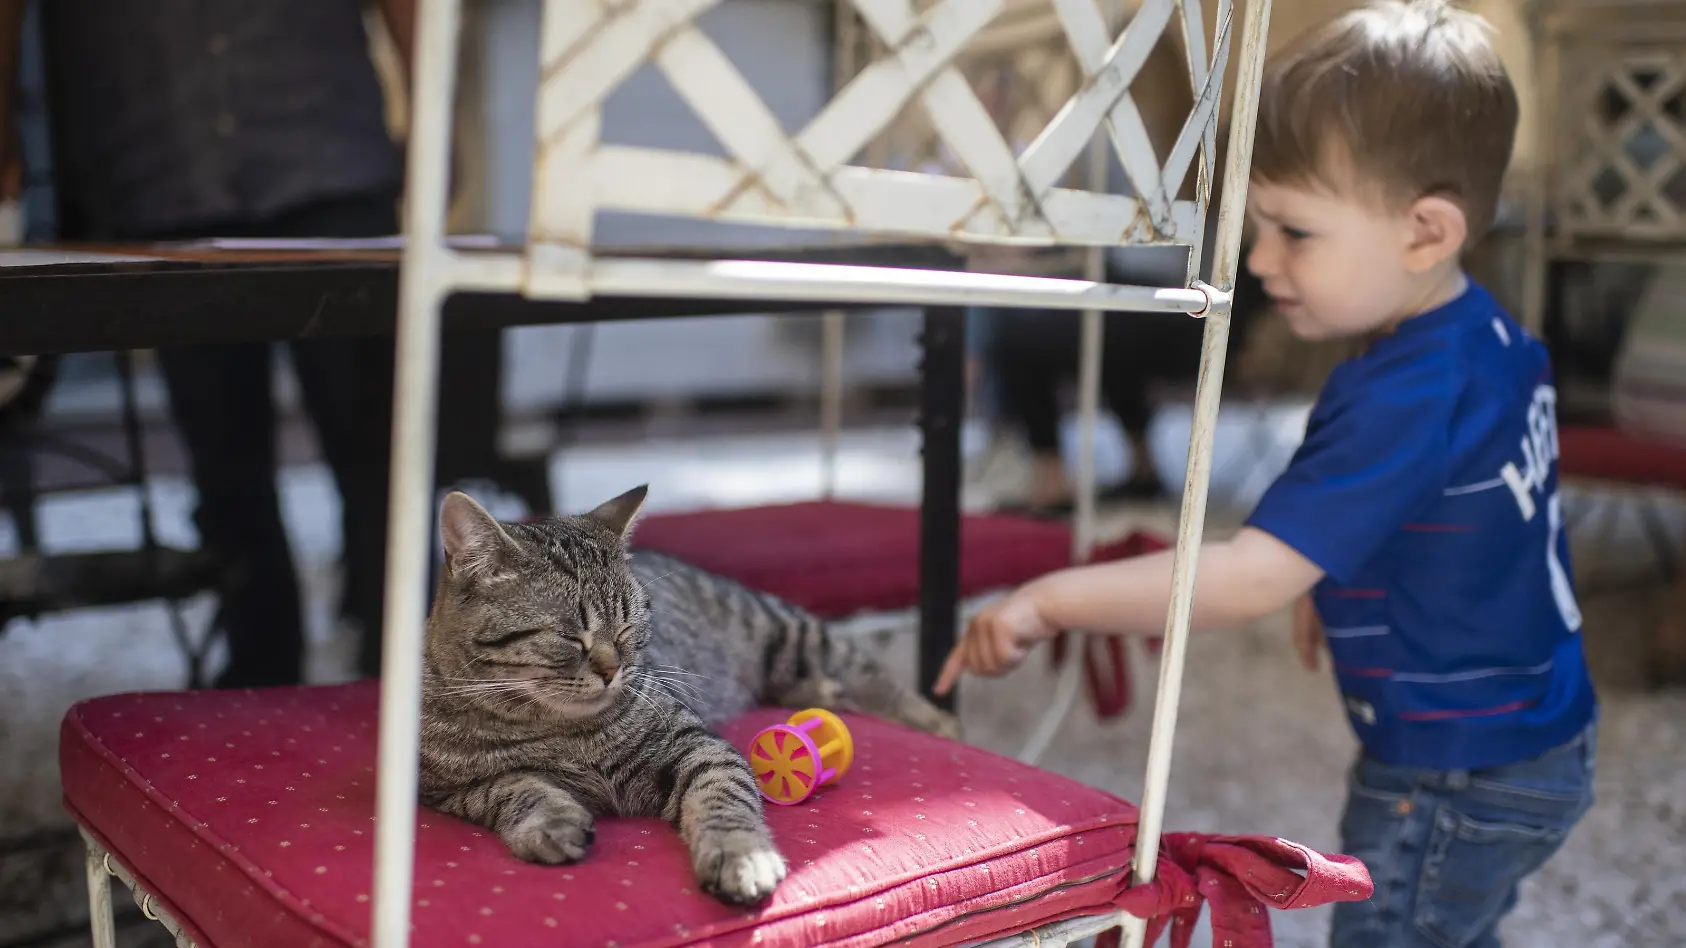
[
  {"xmin": 1559, "ymin": 425, "xmax": 1686, "ymax": 490},
  {"xmin": 61, "ymin": 684, "xmax": 1368, "ymax": 948},
  {"xmin": 629, "ymin": 501, "xmax": 1166, "ymax": 619},
  {"xmin": 62, "ymin": 683, "xmax": 1141, "ymax": 948}
]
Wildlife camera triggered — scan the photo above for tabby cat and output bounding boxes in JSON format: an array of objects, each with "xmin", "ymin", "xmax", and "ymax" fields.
[{"xmin": 418, "ymin": 486, "xmax": 961, "ymax": 906}]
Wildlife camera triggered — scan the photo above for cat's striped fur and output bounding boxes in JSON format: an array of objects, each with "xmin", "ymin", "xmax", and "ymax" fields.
[{"xmin": 418, "ymin": 486, "xmax": 960, "ymax": 905}]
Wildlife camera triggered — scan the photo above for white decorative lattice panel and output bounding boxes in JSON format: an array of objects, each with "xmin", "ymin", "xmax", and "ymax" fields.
[
  {"xmin": 1556, "ymin": 44, "xmax": 1686, "ymax": 240},
  {"xmin": 836, "ymin": 0, "xmax": 1081, "ymax": 178},
  {"xmin": 528, "ymin": 0, "xmax": 1234, "ymax": 255}
]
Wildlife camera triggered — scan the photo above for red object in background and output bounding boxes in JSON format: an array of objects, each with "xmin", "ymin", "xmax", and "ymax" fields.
[
  {"xmin": 61, "ymin": 683, "xmax": 1370, "ymax": 948},
  {"xmin": 1558, "ymin": 424, "xmax": 1686, "ymax": 489},
  {"xmin": 630, "ymin": 501, "xmax": 1168, "ymax": 620},
  {"xmin": 631, "ymin": 501, "xmax": 1169, "ymax": 719}
]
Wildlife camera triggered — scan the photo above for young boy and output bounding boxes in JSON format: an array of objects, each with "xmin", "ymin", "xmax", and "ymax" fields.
[{"xmin": 933, "ymin": 1, "xmax": 1597, "ymax": 945}]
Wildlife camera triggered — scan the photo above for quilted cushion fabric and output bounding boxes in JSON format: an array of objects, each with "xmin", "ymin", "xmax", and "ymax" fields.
[{"xmin": 62, "ymin": 683, "xmax": 1150, "ymax": 948}]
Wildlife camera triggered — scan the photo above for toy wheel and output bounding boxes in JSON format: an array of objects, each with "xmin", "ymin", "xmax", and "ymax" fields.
[
  {"xmin": 748, "ymin": 724, "xmax": 822, "ymax": 805},
  {"xmin": 788, "ymin": 708, "xmax": 853, "ymax": 783}
]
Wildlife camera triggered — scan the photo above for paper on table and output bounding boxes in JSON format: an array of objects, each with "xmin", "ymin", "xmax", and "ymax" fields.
[
  {"xmin": 174, "ymin": 234, "xmax": 504, "ymax": 251},
  {"xmin": 0, "ymin": 248, "xmax": 170, "ymax": 267}
]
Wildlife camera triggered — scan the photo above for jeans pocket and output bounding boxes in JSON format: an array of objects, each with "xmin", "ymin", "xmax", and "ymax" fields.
[
  {"xmin": 1412, "ymin": 806, "xmax": 1572, "ymax": 948},
  {"xmin": 1465, "ymin": 724, "xmax": 1597, "ymax": 819}
]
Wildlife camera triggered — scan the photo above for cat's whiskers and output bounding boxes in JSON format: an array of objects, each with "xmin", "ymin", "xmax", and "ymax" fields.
[
  {"xmin": 639, "ymin": 676, "xmax": 704, "ymax": 711},
  {"xmin": 644, "ymin": 672, "xmax": 707, "ymax": 703},
  {"xmin": 511, "ymin": 682, "xmax": 561, "ymax": 716},
  {"xmin": 644, "ymin": 606, "xmax": 692, "ymax": 624},
  {"xmin": 648, "ymin": 663, "xmax": 716, "ymax": 683},
  {"xmin": 431, "ymin": 675, "xmax": 546, "ymax": 689},
  {"xmin": 638, "ymin": 568, "xmax": 686, "ymax": 590},
  {"xmin": 632, "ymin": 662, "xmax": 701, "ymax": 691},
  {"xmin": 626, "ymin": 667, "xmax": 684, "ymax": 703},
  {"xmin": 430, "ymin": 681, "xmax": 537, "ymax": 700},
  {"xmin": 621, "ymin": 678, "xmax": 664, "ymax": 716},
  {"xmin": 432, "ymin": 673, "xmax": 598, "ymax": 718},
  {"xmin": 464, "ymin": 689, "xmax": 540, "ymax": 717}
]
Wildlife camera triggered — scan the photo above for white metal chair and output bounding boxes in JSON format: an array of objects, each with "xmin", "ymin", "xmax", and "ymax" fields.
[
  {"xmin": 376, "ymin": 0, "xmax": 1268, "ymax": 944},
  {"xmin": 60, "ymin": 1, "xmax": 1385, "ymax": 946}
]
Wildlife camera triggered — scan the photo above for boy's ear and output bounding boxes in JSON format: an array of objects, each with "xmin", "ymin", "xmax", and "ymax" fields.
[{"xmin": 1402, "ymin": 194, "xmax": 1468, "ymax": 273}]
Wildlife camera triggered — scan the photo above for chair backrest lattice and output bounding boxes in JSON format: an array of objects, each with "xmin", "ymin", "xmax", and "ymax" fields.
[
  {"xmin": 527, "ymin": 0, "xmax": 1235, "ymax": 265},
  {"xmin": 1556, "ymin": 48, "xmax": 1686, "ymax": 240},
  {"xmin": 835, "ymin": 0, "xmax": 1083, "ymax": 177},
  {"xmin": 1535, "ymin": 0, "xmax": 1686, "ymax": 244},
  {"xmin": 834, "ymin": 0, "xmax": 1215, "ymax": 202}
]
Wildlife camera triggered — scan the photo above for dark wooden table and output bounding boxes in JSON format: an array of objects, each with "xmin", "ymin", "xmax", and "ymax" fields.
[{"xmin": 0, "ymin": 240, "xmax": 970, "ymax": 707}]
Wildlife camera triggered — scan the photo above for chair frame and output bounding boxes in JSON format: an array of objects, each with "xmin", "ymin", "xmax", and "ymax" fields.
[{"xmin": 80, "ymin": 0, "xmax": 1275, "ymax": 944}]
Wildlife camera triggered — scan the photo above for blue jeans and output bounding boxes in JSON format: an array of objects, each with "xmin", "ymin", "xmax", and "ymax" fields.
[{"xmin": 1330, "ymin": 721, "xmax": 1596, "ymax": 948}]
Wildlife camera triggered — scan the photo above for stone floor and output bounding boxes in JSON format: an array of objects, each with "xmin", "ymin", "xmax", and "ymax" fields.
[{"xmin": 2, "ymin": 405, "xmax": 1685, "ymax": 946}]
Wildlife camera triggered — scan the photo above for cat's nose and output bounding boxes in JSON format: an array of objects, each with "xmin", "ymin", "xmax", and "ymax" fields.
[{"xmin": 589, "ymin": 656, "xmax": 620, "ymax": 684}]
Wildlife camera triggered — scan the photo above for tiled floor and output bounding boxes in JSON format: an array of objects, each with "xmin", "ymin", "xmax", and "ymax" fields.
[{"xmin": 3, "ymin": 403, "xmax": 1685, "ymax": 947}]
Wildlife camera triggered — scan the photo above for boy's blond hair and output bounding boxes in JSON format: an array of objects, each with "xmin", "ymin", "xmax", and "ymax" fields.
[{"xmin": 1252, "ymin": 0, "xmax": 1517, "ymax": 242}]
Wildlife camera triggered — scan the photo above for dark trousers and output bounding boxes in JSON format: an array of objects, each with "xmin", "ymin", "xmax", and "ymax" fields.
[
  {"xmin": 987, "ymin": 308, "xmax": 1208, "ymax": 454},
  {"xmin": 154, "ymin": 194, "xmax": 399, "ymax": 687},
  {"xmin": 984, "ymin": 256, "xmax": 1265, "ymax": 458}
]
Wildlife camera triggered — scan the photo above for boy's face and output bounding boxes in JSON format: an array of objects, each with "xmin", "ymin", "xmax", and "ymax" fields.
[{"xmin": 1244, "ymin": 178, "xmax": 1434, "ymax": 341}]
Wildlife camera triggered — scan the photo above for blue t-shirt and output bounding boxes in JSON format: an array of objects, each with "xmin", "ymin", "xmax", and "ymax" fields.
[{"xmin": 1246, "ymin": 281, "xmax": 1597, "ymax": 771}]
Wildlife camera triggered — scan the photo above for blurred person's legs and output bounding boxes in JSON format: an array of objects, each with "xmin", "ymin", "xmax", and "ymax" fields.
[
  {"xmin": 292, "ymin": 333, "xmax": 394, "ymax": 680},
  {"xmin": 1098, "ymin": 344, "xmax": 1165, "ymax": 500},
  {"xmin": 266, "ymin": 196, "xmax": 400, "ymax": 681},
  {"xmin": 989, "ymin": 308, "xmax": 1175, "ymax": 513},
  {"xmin": 157, "ymin": 192, "xmax": 397, "ymax": 687},
  {"xmin": 224, "ymin": 194, "xmax": 521, "ymax": 681},
  {"xmin": 158, "ymin": 341, "xmax": 302, "ymax": 687},
  {"xmin": 989, "ymin": 308, "xmax": 1067, "ymax": 511},
  {"xmin": 964, "ymin": 306, "xmax": 1002, "ymax": 424}
]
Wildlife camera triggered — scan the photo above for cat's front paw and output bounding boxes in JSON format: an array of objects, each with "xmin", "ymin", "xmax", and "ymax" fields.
[
  {"xmin": 902, "ymin": 700, "xmax": 963, "ymax": 741},
  {"xmin": 930, "ymin": 710, "xmax": 964, "ymax": 741},
  {"xmin": 503, "ymin": 800, "xmax": 596, "ymax": 865},
  {"xmin": 692, "ymin": 829, "xmax": 787, "ymax": 906}
]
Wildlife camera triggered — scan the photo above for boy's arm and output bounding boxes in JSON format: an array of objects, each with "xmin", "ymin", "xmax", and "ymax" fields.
[
  {"xmin": 1029, "ymin": 526, "xmax": 1323, "ymax": 635},
  {"xmin": 934, "ymin": 526, "xmax": 1322, "ymax": 694},
  {"xmin": 935, "ymin": 342, "xmax": 1465, "ymax": 695}
]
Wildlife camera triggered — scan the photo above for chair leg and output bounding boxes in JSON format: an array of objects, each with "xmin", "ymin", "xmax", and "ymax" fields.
[
  {"xmin": 1583, "ymin": 493, "xmax": 1623, "ymax": 589},
  {"xmin": 84, "ymin": 842, "xmax": 116, "ymax": 948},
  {"xmin": 1637, "ymin": 494, "xmax": 1679, "ymax": 581},
  {"xmin": 1648, "ymin": 555, "xmax": 1686, "ymax": 690}
]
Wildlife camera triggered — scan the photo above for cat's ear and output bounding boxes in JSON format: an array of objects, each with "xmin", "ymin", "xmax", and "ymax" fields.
[
  {"xmin": 587, "ymin": 484, "xmax": 648, "ymax": 540},
  {"xmin": 440, "ymin": 491, "xmax": 513, "ymax": 579}
]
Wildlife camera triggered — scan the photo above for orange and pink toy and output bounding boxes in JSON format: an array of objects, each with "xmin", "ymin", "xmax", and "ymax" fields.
[{"xmin": 747, "ymin": 709, "xmax": 855, "ymax": 805}]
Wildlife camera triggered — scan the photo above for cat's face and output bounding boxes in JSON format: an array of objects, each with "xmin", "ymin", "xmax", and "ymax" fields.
[{"xmin": 425, "ymin": 486, "xmax": 652, "ymax": 721}]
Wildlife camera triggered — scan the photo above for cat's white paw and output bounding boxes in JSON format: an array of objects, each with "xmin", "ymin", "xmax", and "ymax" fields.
[
  {"xmin": 693, "ymin": 830, "xmax": 788, "ymax": 906},
  {"xmin": 504, "ymin": 801, "xmax": 596, "ymax": 865}
]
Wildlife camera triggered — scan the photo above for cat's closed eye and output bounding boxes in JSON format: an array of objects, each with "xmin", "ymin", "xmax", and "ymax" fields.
[{"xmin": 475, "ymin": 627, "xmax": 548, "ymax": 649}]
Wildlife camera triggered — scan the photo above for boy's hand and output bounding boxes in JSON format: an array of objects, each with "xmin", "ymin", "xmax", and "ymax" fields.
[
  {"xmin": 933, "ymin": 590, "xmax": 1055, "ymax": 695},
  {"xmin": 1292, "ymin": 594, "xmax": 1324, "ymax": 671}
]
